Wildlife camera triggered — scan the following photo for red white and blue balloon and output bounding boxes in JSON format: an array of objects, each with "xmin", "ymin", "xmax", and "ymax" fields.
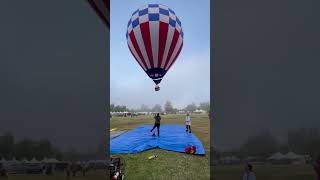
[{"xmin": 126, "ymin": 4, "xmax": 184, "ymax": 86}]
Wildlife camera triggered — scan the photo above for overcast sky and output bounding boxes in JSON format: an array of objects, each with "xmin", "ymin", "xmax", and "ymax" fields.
[
  {"xmin": 110, "ymin": 0, "xmax": 210, "ymax": 109},
  {"xmin": 2, "ymin": 0, "xmax": 320, "ymax": 153},
  {"xmin": 0, "ymin": 0, "xmax": 108, "ymax": 152},
  {"xmin": 213, "ymin": 0, "xmax": 320, "ymax": 150}
]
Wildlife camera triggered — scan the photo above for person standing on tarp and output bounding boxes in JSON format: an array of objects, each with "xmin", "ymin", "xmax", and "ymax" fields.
[
  {"xmin": 150, "ymin": 113, "xmax": 161, "ymax": 136},
  {"xmin": 185, "ymin": 113, "xmax": 192, "ymax": 133}
]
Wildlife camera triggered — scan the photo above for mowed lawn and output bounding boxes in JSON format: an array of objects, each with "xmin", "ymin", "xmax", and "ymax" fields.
[
  {"xmin": 111, "ymin": 114, "xmax": 210, "ymax": 180},
  {"xmin": 5, "ymin": 170, "xmax": 108, "ymax": 180},
  {"xmin": 213, "ymin": 164, "xmax": 315, "ymax": 180}
]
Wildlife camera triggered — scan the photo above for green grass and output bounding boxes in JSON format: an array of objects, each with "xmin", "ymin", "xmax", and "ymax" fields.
[
  {"xmin": 5, "ymin": 170, "xmax": 108, "ymax": 180},
  {"xmin": 213, "ymin": 164, "xmax": 316, "ymax": 180},
  {"xmin": 8, "ymin": 114, "xmax": 316, "ymax": 179},
  {"xmin": 111, "ymin": 114, "xmax": 210, "ymax": 180}
]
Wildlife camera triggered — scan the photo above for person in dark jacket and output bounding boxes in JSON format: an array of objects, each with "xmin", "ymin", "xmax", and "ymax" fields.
[{"xmin": 150, "ymin": 113, "xmax": 161, "ymax": 136}]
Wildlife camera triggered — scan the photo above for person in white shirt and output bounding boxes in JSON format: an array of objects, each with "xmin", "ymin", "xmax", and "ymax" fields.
[
  {"xmin": 185, "ymin": 113, "xmax": 191, "ymax": 133},
  {"xmin": 242, "ymin": 163, "xmax": 256, "ymax": 180}
]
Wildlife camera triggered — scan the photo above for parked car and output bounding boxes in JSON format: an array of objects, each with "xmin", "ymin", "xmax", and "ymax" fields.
[
  {"xmin": 4, "ymin": 164, "xmax": 26, "ymax": 174},
  {"xmin": 54, "ymin": 162, "xmax": 68, "ymax": 171},
  {"xmin": 86, "ymin": 161, "xmax": 107, "ymax": 170},
  {"xmin": 93, "ymin": 161, "xmax": 107, "ymax": 170},
  {"xmin": 25, "ymin": 163, "xmax": 43, "ymax": 174}
]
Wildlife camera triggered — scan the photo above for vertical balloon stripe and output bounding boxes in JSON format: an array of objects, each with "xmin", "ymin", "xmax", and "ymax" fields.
[
  {"xmin": 140, "ymin": 22, "xmax": 154, "ymax": 68},
  {"xmin": 149, "ymin": 21, "xmax": 159, "ymax": 68},
  {"xmin": 160, "ymin": 25, "xmax": 175, "ymax": 68},
  {"xmin": 129, "ymin": 32, "xmax": 148, "ymax": 69},
  {"xmin": 166, "ymin": 42, "xmax": 183, "ymax": 71},
  {"xmin": 157, "ymin": 21, "xmax": 169, "ymax": 68},
  {"xmin": 128, "ymin": 45, "xmax": 147, "ymax": 71},
  {"xmin": 164, "ymin": 29, "xmax": 179, "ymax": 69},
  {"xmin": 133, "ymin": 27, "xmax": 151, "ymax": 69},
  {"xmin": 165, "ymin": 35, "xmax": 183, "ymax": 70},
  {"xmin": 127, "ymin": 40, "xmax": 147, "ymax": 71}
]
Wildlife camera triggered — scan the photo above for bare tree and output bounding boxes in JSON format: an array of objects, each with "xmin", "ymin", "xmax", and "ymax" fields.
[{"xmin": 164, "ymin": 101, "xmax": 174, "ymax": 114}]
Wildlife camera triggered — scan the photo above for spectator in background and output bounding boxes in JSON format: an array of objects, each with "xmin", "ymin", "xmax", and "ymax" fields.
[
  {"xmin": 66, "ymin": 162, "xmax": 71, "ymax": 178},
  {"xmin": 82, "ymin": 162, "xmax": 87, "ymax": 176},
  {"xmin": 313, "ymin": 156, "xmax": 320, "ymax": 180},
  {"xmin": 242, "ymin": 163, "xmax": 256, "ymax": 180},
  {"xmin": 0, "ymin": 163, "xmax": 8, "ymax": 178},
  {"xmin": 45, "ymin": 164, "xmax": 52, "ymax": 175},
  {"xmin": 71, "ymin": 161, "xmax": 77, "ymax": 177}
]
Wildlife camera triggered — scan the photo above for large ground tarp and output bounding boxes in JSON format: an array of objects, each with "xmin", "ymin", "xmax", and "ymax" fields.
[
  {"xmin": 110, "ymin": 124, "xmax": 205, "ymax": 155},
  {"xmin": 110, "ymin": 130, "xmax": 126, "ymax": 139}
]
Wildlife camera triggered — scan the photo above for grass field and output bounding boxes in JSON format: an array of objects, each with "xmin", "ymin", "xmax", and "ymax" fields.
[
  {"xmin": 4, "ymin": 170, "xmax": 108, "ymax": 180},
  {"xmin": 111, "ymin": 114, "xmax": 210, "ymax": 180},
  {"xmin": 6, "ymin": 114, "xmax": 316, "ymax": 179},
  {"xmin": 213, "ymin": 164, "xmax": 316, "ymax": 180}
]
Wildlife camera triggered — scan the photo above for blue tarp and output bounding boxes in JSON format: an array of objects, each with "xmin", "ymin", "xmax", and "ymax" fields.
[
  {"xmin": 110, "ymin": 124, "xmax": 205, "ymax": 155},
  {"xmin": 110, "ymin": 130, "xmax": 127, "ymax": 139}
]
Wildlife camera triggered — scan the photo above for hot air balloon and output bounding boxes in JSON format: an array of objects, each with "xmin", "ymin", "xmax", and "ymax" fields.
[{"xmin": 126, "ymin": 4, "xmax": 184, "ymax": 91}]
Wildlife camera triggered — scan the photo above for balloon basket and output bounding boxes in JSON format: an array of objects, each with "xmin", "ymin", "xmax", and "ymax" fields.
[{"xmin": 155, "ymin": 85, "xmax": 160, "ymax": 91}]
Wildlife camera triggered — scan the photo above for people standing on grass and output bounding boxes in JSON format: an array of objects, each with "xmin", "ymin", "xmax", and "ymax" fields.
[
  {"xmin": 185, "ymin": 113, "xmax": 192, "ymax": 133},
  {"xmin": 81, "ymin": 163, "xmax": 86, "ymax": 176},
  {"xmin": 313, "ymin": 156, "xmax": 320, "ymax": 180},
  {"xmin": 66, "ymin": 162, "xmax": 71, "ymax": 178},
  {"xmin": 242, "ymin": 163, "xmax": 256, "ymax": 180},
  {"xmin": 150, "ymin": 113, "xmax": 161, "ymax": 136},
  {"xmin": 71, "ymin": 161, "xmax": 78, "ymax": 177},
  {"xmin": 0, "ymin": 163, "xmax": 8, "ymax": 178}
]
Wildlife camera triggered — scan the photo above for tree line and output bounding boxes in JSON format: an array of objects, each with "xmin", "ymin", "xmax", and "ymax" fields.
[
  {"xmin": 214, "ymin": 128, "xmax": 320, "ymax": 159},
  {"xmin": 0, "ymin": 132, "xmax": 104, "ymax": 161},
  {"xmin": 0, "ymin": 132, "xmax": 62, "ymax": 160},
  {"xmin": 110, "ymin": 101, "xmax": 210, "ymax": 114}
]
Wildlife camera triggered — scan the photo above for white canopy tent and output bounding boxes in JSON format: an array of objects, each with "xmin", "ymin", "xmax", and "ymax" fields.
[
  {"xmin": 21, "ymin": 157, "xmax": 29, "ymax": 163},
  {"xmin": 194, "ymin": 109, "xmax": 206, "ymax": 114},
  {"xmin": 268, "ymin": 152, "xmax": 286, "ymax": 160},
  {"xmin": 29, "ymin": 157, "xmax": 41, "ymax": 164},
  {"xmin": 42, "ymin": 157, "xmax": 49, "ymax": 163},
  {"xmin": 46, "ymin": 158, "xmax": 61, "ymax": 163},
  {"xmin": 41, "ymin": 157, "xmax": 61, "ymax": 163},
  {"xmin": 284, "ymin": 152, "xmax": 306, "ymax": 164},
  {"xmin": 6, "ymin": 157, "xmax": 20, "ymax": 165},
  {"xmin": 0, "ymin": 157, "xmax": 6, "ymax": 163}
]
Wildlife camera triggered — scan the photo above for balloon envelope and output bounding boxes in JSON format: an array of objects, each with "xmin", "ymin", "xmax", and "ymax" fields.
[{"xmin": 126, "ymin": 4, "xmax": 184, "ymax": 85}]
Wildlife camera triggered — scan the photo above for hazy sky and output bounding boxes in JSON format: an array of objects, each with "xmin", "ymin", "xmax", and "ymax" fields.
[
  {"xmin": 0, "ymin": 0, "xmax": 108, "ymax": 152},
  {"xmin": 110, "ymin": 0, "xmax": 210, "ymax": 109},
  {"xmin": 213, "ymin": 0, "xmax": 320, "ymax": 150},
  {"xmin": 2, "ymin": 0, "xmax": 320, "ymax": 153}
]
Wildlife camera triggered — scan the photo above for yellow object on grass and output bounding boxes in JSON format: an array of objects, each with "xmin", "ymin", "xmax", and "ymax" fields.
[
  {"xmin": 148, "ymin": 155, "xmax": 158, "ymax": 160},
  {"xmin": 110, "ymin": 128, "xmax": 117, "ymax": 132}
]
